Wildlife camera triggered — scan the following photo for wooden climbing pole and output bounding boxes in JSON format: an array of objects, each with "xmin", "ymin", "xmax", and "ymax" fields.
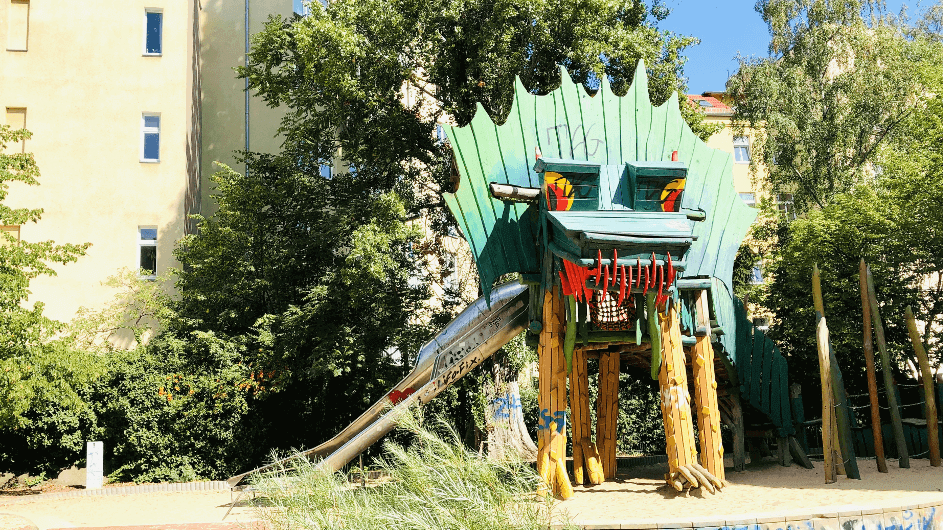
[
  {"xmin": 570, "ymin": 345, "xmax": 603, "ymax": 485},
  {"xmin": 658, "ymin": 300, "xmax": 722, "ymax": 492},
  {"xmin": 692, "ymin": 290, "xmax": 725, "ymax": 483},
  {"xmin": 537, "ymin": 286, "xmax": 573, "ymax": 499},
  {"xmin": 596, "ymin": 349, "xmax": 620, "ymax": 479}
]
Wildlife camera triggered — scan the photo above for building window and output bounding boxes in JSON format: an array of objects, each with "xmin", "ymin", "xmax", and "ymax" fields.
[
  {"xmin": 319, "ymin": 163, "xmax": 332, "ymax": 179},
  {"xmin": 739, "ymin": 192, "xmax": 756, "ymax": 207},
  {"xmin": 750, "ymin": 260, "xmax": 764, "ymax": 285},
  {"xmin": 144, "ymin": 9, "xmax": 162, "ymax": 55},
  {"xmin": 141, "ymin": 113, "xmax": 160, "ymax": 162},
  {"xmin": 435, "ymin": 124, "xmax": 447, "ymax": 144},
  {"xmin": 752, "ymin": 317, "xmax": 769, "ymax": 331},
  {"xmin": 4, "ymin": 107, "xmax": 26, "ymax": 153},
  {"xmin": 777, "ymin": 193, "xmax": 796, "ymax": 221},
  {"xmin": 7, "ymin": 0, "xmax": 29, "ymax": 52},
  {"xmin": 733, "ymin": 136, "xmax": 750, "ymax": 164},
  {"xmin": 138, "ymin": 228, "xmax": 157, "ymax": 279}
]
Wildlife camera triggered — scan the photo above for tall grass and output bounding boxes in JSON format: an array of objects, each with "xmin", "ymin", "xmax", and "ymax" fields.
[{"xmin": 252, "ymin": 410, "xmax": 574, "ymax": 530}]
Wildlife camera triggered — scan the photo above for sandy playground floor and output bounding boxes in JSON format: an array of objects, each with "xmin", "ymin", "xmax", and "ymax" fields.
[{"xmin": 0, "ymin": 458, "xmax": 940, "ymax": 529}]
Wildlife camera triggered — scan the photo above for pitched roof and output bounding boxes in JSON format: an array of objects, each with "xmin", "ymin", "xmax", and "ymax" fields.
[{"xmin": 686, "ymin": 94, "xmax": 733, "ymax": 115}]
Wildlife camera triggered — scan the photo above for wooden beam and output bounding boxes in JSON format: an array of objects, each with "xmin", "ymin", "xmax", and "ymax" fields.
[
  {"xmin": 596, "ymin": 349, "xmax": 620, "ymax": 479},
  {"xmin": 859, "ymin": 260, "xmax": 888, "ymax": 473},
  {"xmin": 692, "ymin": 290, "xmax": 725, "ymax": 482},
  {"xmin": 659, "ymin": 301, "xmax": 699, "ymax": 489},
  {"xmin": 538, "ymin": 286, "xmax": 574, "ymax": 498},
  {"xmin": 813, "ymin": 265, "xmax": 837, "ymax": 483},
  {"xmin": 906, "ymin": 305, "xmax": 941, "ymax": 467},
  {"xmin": 865, "ymin": 264, "xmax": 910, "ymax": 468}
]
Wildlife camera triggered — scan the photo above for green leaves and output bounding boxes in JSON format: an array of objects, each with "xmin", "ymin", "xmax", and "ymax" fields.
[{"xmin": 730, "ymin": 0, "xmax": 923, "ymax": 213}]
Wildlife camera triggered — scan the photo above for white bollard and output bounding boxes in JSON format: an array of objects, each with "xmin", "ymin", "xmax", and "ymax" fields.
[{"xmin": 86, "ymin": 441, "xmax": 104, "ymax": 489}]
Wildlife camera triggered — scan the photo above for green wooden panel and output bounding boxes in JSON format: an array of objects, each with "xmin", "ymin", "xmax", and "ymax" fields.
[
  {"xmin": 735, "ymin": 298, "xmax": 754, "ymax": 395},
  {"xmin": 598, "ymin": 75, "xmax": 619, "ymax": 166},
  {"xmin": 546, "ymin": 211, "xmax": 694, "ymax": 239},
  {"xmin": 631, "ymin": 61, "xmax": 651, "ymax": 160},
  {"xmin": 661, "ymin": 93, "xmax": 684, "ymax": 161},
  {"xmin": 770, "ymin": 350, "xmax": 782, "ymax": 427},
  {"xmin": 513, "ymin": 77, "xmax": 541, "ymax": 189},
  {"xmin": 750, "ymin": 328, "xmax": 766, "ymax": 409},
  {"xmin": 647, "ymin": 95, "xmax": 669, "ymax": 161},
  {"xmin": 760, "ymin": 335, "xmax": 774, "ymax": 413},
  {"xmin": 779, "ymin": 355, "xmax": 793, "ymax": 435}
]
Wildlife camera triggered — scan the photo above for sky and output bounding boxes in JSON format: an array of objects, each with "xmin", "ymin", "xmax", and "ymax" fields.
[{"xmin": 660, "ymin": 0, "xmax": 925, "ymax": 94}]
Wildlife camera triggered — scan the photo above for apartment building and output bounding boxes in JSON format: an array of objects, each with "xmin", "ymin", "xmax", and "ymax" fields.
[{"xmin": 0, "ymin": 0, "xmax": 291, "ymax": 322}]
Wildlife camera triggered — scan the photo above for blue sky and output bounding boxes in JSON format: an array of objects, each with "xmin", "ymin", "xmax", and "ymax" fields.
[{"xmin": 660, "ymin": 0, "xmax": 925, "ymax": 94}]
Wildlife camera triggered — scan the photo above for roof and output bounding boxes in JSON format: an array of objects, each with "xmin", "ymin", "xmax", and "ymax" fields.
[{"xmin": 687, "ymin": 94, "xmax": 733, "ymax": 115}]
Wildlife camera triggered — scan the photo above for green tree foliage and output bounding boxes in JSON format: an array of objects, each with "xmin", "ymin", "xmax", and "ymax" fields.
[
  {"xmin": 0, "ymin": 125, "xmax": 95, "ymax": 474},
  {"xmin": 728, "ymin": 0, "xmax": 923, "ymax": 213},
  {"xmin": 242, "ymin": 0, "xmax": 717, "ymax": 227},
  {"xmin": 169, "ymin": 154, "xmax": 429, "ymax": 464},
  {"xmin": 741, "ymin": 12, "xmax": 943, "ymax": 401}
]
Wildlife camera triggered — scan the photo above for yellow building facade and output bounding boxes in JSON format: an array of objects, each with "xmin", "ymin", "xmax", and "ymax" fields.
[{"xmin": 1, "ymin": 0, "xmax": 291, "ymax": 322}]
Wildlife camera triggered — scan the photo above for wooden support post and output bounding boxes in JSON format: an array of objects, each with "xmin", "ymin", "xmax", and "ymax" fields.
[
  {"xmin": 692, "ymin": 290, "xmax": 725, "ymax": 482},
  {"xmin": 596, "ymin": 348, "xmax": 620, "ymax": 479},
  {"xmin": 570, "ymin": 346, "xmax": 599, "ymax": 484},
  {"xmin": 859, "ymin": 260, "xmax": 887, "ymax": 473},
  {"xmin": 812, "ymin": 265, "xmax": 838, "ymax": 483},
  {"xmin": 906, "ymin": 306, "xmax": 941, "ymax": 467},
  {"xmin": 865, "ymin": 265, "xmax": 910, "ymax": 468},
  {"xmin": 659, "ymin": 301, "xmax": 699, "ymax": 490},
  {"xmin": 538, "ymin": 286, "xmax": 573, "ymax": 498}
]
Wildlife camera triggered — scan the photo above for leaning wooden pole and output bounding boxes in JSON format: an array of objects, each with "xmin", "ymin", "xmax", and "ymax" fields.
[
  {"xmin": 692, "ymin": 290, "xmax": 725, "ymax": 483},
  {"xmin": 905, "ymin": 306, "xmax": 941, "ymax": 467},
  {"xmin": 537, "ymin": 286, "xmax": 574, "ymax": 498},
  {"xmin": 813, "ymin": 265, "xmax": 860, "ymax": 479},
  {"xmin": 865, "ymin": 265, "xmax": 910, "ymax": 468},
  {"xmin": 812, "ymin": 265, "xmax": 838, "ymax": 483},
  {"xmin": 859, "ymin": 259, "xmax": 887, "ymax": 473}
]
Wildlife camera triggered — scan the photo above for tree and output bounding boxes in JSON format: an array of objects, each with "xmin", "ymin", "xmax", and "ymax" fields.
[
  {"xmin": 232, "ymin": 0, "xmax": 720, "ymax": 459},
  {"xmin": 728, "ymin": 0, "xmax": 923, "ymax": 213},
  {"xmin": 0, "ymin": 125, "xmax": 96, "ymax": 474},
  {"xmin": 169, "ymin": 154, "xmax": 430, "ymax": 461}
]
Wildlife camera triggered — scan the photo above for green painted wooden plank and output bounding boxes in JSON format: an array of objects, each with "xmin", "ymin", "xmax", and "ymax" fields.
[
  {"xmin": 546, "ymin": 211, "xmax": 694, "ymax": 238},
  {"xmin": 598, "ymin": 164, "xmax": 615, "ymax": 210},
  {"xmin": 735, "ymin": 298, "xmax": 753, "ymax": 395},
  {"xmin": 693, "ymin": 156, "xmax": 736, "ymax": 278},
  {"xmin": 750, "ymin": 328, "xmax": 766, "ymax": 409},
  {"xmin": 560, "ymin": 67, "xmax": 591, "ymax": 162},
  {"xmin": 494, "ymin": 93, "xmax": 543, "ymax": 272},
  {"xmin": 467, "ymin": 108, "xmax": 515, "ymax": 277},
  {"xmin": 661, "ymin": 93, "xmax": 684, "ymax": 162},
  {"xmin": 770, "ymin": 349, "xmax": 782, "ymax": 429},
  {"xmin": 534, "ymin": 77, "xmax": 561, "ymax": 159},
  {"xmin": 513, "ymin": 76, "xmax": 541, "ymax": 189},
  {"xmin": 646, "ymin": 94, "xmax": 669, "ymax": 162},
  {"xmin": 599, "ymin": 75, "xmax": 621, "ymax": 167},
  {"xmin": 779, "ymin": 355, "xmax": 793, "ymax": 435},
  {"xmin": 631, "ymin": 61, "xmax": 651, "ymax": 160},
  {"xmin": 647, "ymin": 292, "xmax": 661, "ymax": 380},
  {"xmin": 677, "ymin": 130, "xmax": 715, "ymax": 214},
  {"xmin": 445, "ymin": 130, "xmax": 503, "ymax": 295},
  {"xmin": 760, "ymin": 334, "xmax": 774, "ymax": 414}
]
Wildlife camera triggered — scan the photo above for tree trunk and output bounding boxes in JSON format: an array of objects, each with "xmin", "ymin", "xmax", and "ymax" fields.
[{"xmin": 486, "ymin": 354, "xmax": 538, "ymax": 461}]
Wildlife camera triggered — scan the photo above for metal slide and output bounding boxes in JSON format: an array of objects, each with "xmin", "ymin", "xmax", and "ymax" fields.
[{"xmin": 227, "ymin": 280, "xmax": 529, "ymax": 487}]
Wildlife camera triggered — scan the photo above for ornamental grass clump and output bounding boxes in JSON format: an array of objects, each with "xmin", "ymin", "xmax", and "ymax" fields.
[{"xmin": 252, "ymin": 410, "xmax": 573, "ymax": 530}]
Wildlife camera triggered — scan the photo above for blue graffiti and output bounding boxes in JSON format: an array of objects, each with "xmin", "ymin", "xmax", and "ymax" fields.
[
  {"xmin": 493, "ymin": 393, "xmax": 522, "ymax": 420},
  {"xmin": 537, "ymin": 408, "xmax": 567, "ymax": 433}
]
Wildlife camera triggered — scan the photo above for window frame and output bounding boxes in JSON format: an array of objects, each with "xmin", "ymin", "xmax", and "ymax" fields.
[
  {"xmin": 138, "ymin": 227, "xmax": 158, "ymax": 280},
  {"xmin": 5, "ymin": 107, "xmax": 26, "ymax": 153},
  {"xmin": 140, "ymin": 112, "xmax": 161, "ymax": 163},
  {"xmin": 738, "ymin": 192, "xmax": 756, "ymax": 208},
  {"xmin": 6, "ymin": 0, "xmax": 29, "ymax": 52},
  {"xmin": 733, "ymin": 136, "xmax": 750, "ymax": 164},
  {"xmin": 143, "ymin": 8, "xmax": 163, "ymax": 56}
]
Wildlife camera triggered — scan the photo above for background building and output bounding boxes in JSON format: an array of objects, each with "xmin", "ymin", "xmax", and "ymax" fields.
[{"xmin": 1, "ymin": 0, "xmax": 291, "ymax": 323}]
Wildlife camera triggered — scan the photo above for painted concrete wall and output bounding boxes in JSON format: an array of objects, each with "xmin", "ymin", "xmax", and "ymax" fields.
[
  {"xmin": 199, "ymin": 0, "xmax": 292, "ymax": 217},
  {"xmin": 0, "ymin": 0, "xmax": 291, "ymax": 323},
  {"xmin": 0, "ymin": 0, "xmax": 199, "ymax": 322}
]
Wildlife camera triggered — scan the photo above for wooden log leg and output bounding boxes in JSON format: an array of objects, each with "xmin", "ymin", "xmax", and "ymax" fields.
[
  {"xmin": 692, "ymin": 290, "xmax": 726, "ymax": 483},
  {"xmin": 538, "ymin": 286, "xmax": 573, "ymax": 499},
  {"xmin": 906, "ymin": 306, "xmax": 941, "ymax": 467},
  {"xmin": 571, "ymin": 346, "xmax": 586, "ymax": 485},
  {"xmin": 596, "ymin": 349, "xmax": 619, "ymax": 479},
  {"xmin": 659, "ymin": 302, "xmax": 698, "ymax": 489}
]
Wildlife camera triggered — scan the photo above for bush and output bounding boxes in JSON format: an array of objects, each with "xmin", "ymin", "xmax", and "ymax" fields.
[{"xmin": 252, "ymin": 410, "xmax": 575, "ymax": 530}]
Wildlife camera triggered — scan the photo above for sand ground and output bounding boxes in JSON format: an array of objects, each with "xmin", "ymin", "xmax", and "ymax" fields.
[
  {"xmin": 0, "ymin": 490, "xmax": 259, "ymax": 529},
  {"xmin": 0, "ymin": 459, "xmax": 940, "ymax": 529},
  {"xmin": 559, "ymin": 458, "xmax": 943, "ymax": 522}
]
